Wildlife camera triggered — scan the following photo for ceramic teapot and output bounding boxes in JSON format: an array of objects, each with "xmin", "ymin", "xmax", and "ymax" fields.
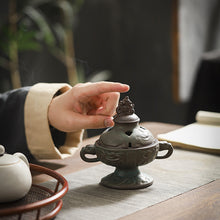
[
  {"xmin": 0, "ymin": 145, "xmax": 32, "ymax": 203},
  {"xmin": 80, "ymin": 96, "xmax": 173, "ymax": 189}
]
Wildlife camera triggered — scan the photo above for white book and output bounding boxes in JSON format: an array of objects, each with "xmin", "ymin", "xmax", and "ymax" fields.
[{"xmin": 157, "ymin": 111, "xmax": 220, "ymax": 155}]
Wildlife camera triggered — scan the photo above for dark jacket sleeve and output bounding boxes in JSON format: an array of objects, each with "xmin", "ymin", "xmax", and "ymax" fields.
[{"xmin": 0, "ymin": 87, "xmax": 34, "ymax": 159}]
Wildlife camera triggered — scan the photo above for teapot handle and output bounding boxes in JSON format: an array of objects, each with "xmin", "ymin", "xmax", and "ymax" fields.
[
  {"xmin": 14, "ymin": 153, "xmax": 29, "ymax": 168},
  {"xmin": 156, "ymin": 141, "xmax": 173, "ymax": 159},
  {"xmin": 80, "ymin": 145, "xmax": 100, "ymax": 163}
]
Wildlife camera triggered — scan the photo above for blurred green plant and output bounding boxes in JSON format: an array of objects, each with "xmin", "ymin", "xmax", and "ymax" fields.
[
  {"xmin": 0, "ymin": 0, "xmax": 85, "ymax": 89},
  {"xmin": 0, "ymin": 25, "xmax": 41, "ymax": 54}
]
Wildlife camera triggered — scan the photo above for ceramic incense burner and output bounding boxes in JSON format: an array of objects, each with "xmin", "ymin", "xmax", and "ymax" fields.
[{"xmin": 80, "ymin": 96, "xmax": 173, "ymax": 189}]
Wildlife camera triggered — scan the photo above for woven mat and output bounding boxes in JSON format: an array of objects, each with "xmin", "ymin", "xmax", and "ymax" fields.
[{"xmin": 44, "ymin": 149, "xmax": 220, "ymax": 220}]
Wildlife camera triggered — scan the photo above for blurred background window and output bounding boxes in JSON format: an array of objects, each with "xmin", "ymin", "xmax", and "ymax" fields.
[{"xmin": 178, "ymin": 0, "xmax": 220, "ymax": 102}]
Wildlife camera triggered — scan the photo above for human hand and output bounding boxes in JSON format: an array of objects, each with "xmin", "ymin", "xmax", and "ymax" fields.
[{"xmin": 48, "ymin": 81, "xmax": 130, "ymax": 132}]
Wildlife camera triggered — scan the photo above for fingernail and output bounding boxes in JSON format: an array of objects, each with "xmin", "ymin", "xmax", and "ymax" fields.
[{"xmin": 104, "ymin": 118, "xmax": 114, "ymax": 127}]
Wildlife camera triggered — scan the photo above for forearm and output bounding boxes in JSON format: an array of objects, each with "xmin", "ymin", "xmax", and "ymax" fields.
[
  {"xmin": 0, "ymin": 83, "xmax": 83, "ymax": 160},
  {"xmin": 24, "ymin": 83, "xmax": 83, "ymax": 159}
]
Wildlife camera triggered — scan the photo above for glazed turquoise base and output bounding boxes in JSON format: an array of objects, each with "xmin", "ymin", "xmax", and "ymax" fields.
[{"xmin": 100, "ymin": 167, "xmax": 153, "ymax": 190}]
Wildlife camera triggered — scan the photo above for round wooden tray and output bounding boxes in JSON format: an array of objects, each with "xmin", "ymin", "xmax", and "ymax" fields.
[{"xmin": 0, "ymin": 163, "xmax": 68, "ymax": 220}]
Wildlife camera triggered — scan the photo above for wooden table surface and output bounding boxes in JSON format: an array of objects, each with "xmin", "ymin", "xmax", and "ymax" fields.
[{"xmin": 33, "ymin": 122, "xmax": 220, "ymax": 220}]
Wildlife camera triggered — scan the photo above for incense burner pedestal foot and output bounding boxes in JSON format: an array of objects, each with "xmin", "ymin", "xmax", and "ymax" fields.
[{"xmin": 100, "ymin": 167, "xmax": 153, "ymax": 190}]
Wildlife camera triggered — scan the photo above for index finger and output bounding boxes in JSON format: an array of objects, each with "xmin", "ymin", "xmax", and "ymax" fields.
[{"xmin": 81, "ymin": 81, "xmax": 130, "ymax": 97}]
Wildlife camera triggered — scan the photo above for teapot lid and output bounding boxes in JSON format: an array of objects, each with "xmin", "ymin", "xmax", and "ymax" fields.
[{"xmin": 0, "ymin": 145, "xmax": 19, "ymax": 166}]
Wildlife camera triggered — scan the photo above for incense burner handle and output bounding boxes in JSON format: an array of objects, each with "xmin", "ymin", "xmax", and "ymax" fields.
[
  {"xmin": 156, "ymin": 141, "xmax": 173, "ymax": 159},
  {"xmin": 80, "ymin": 145, "xmax": 100, "ymax": 162}
]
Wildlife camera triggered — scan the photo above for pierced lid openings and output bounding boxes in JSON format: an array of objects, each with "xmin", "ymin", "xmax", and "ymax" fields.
[{"xmin": 125, "ymin": 131, "xmax": 132, "ymax": 136}]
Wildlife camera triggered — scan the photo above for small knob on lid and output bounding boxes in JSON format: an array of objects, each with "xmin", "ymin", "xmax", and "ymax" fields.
[
  {"xmin": 0, "ymin": 145, "xmax": 5, "ymax": 156},
  {"xmin": 114, "ymin": 96, "xmax": 140, "ymax": 123}
]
